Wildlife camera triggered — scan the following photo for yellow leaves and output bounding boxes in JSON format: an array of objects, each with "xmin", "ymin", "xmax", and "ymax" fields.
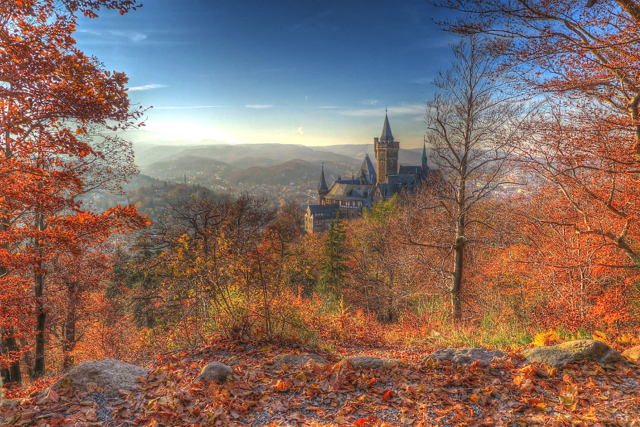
[
  {"xmin": 294, "ymin": 372, "xmax": 307, "ymax": 383},
  {"xmin": 532, "ymin": 330, "xmax": 563, "ymax": 346},
  {"xmin": 592, "ymin": 330, "xmax": 609, "ymax": 344},
  {"xmin": 469, "ymin": 393, "xmax": 480, "ymax": 403},
  {"xmin": 61, "ymin": 377, "xmax": 71, "ymax": 388},
  {"xmin": 616, "ymin": 333, "xmax": 635, "ymax": 345},
  {"xmin": 558, "ymin": 395, "xmax": 574, "ymax": 406},
  {"xmin": 481, "ymin": 385, "xmax": 495, "ymax": 396}
]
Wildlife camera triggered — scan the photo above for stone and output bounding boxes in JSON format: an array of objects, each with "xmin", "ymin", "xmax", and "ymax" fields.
[
  {"xmin": 51, "ymin": 359, "xmax": 148, "ymax": 397},
  {"xmin": 343, "ymin": 356, "xmax": 400, "ymax": 370},
  {"xmin": 622, "ymin": 345, "xmax": 640, "ymax": 362},
  {"xmin": 426, "ymin": 348, "xmax": 505, "ymax": 366},
  {"xmin": 521, "ymin": 339, "xmax": 627, "ymax": 368},
  {"xmin": 195, "ymin": 361, "xmax": 233, "ymax": 383},
  {"xmin": 268, "ymin": 353, "xmax": 328, "ymax": 371}
]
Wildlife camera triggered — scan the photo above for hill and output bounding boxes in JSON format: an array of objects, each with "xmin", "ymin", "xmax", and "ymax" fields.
[
  {"xmin": 135, "ymin": 143, "xmax": 360, "ymax": 170},
  {"xmin": 142, "ymin": 156, "xmax": 240, "ymax": 185},
  {"xmin": 226, "ymin": 159, "xmax": 348, "ymax": 187}
]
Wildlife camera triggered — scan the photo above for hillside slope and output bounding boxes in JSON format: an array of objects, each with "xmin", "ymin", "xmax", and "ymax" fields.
[
  {"xmin": 226, "ymin": 159, "xmax": 348, "ymax": 187},
  {"xmin": 143, "ymin": 156, "xmax": 240, "ymax": 183}
]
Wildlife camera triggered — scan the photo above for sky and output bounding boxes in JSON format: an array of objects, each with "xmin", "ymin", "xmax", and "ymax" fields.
[{"xmin": 75, "ymin": 0, "xmax": 459, "ymax": 149}]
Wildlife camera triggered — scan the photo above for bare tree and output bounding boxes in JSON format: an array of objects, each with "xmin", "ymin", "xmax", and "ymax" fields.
[{"xmin": 402, "ymin": 35, "xmax": 528, "ymax": 322}]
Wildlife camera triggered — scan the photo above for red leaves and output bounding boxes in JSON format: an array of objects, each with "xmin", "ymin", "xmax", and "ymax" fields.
[
  {"xmin": 381, "ymin": 389, "xmax": 396, "ymax": 401},
  {"xmin": 354, "ymin": 415, "xmax": 380, "ymax": 426}
]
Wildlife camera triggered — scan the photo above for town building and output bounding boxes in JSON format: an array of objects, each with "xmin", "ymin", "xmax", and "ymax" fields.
[{"xmin": 304, "ymin": 113, "xmax": 432, "ymax": 234}]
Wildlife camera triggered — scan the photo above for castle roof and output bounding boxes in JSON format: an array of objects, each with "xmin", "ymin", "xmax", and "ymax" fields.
[
  {"xmin": 308, "ymin": 204, "xmax": 339, "ymax": 217},
  {"xmin": 358, "ymin": 154, "xmax": 377, "ymax": 185},
  {"xmin": 381, "ymin": 113, "xmax": 394, "ymax": 141},
  {"xmin": 376, "ymin": 174, "xmax": 420, "ymax": 198},
  {"xmin": 398, "ymin": 165, "xmax": 422, "ymax": 175},
  {"xmin": 325, "ymin": 182, "xmax": 373, "ymax": 202}
]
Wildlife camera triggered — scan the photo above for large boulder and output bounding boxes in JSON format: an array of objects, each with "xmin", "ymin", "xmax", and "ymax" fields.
[
  {"xmin": 522, "ymin": 339, "xmax": 627, "ymax": 368},
  {"xmin": 268, "ymin": 353, "xmax": 328, "ymax": 371},
  {"xmin": 51, "ymin": 359, "xmax": 148, "ymax": 397},
  {"xmin": 426, "ymin": 348, "xmax": 505, "ymax": 366},
  {"xmin": 195, "ymin": 362, "xmax": 233, "ymax": 383},
  {"xmin": 622, "ymin": 345, "xmax": 640, "ymax": 362},
  {"xmin": 342, "ymin": 356, "xmax": 400, "ymax": 370}
]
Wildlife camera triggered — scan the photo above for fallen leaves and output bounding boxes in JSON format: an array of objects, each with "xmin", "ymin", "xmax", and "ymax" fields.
[{"xmin": 1, "ymin": 340, "xmax": 640, "ymax": 426}]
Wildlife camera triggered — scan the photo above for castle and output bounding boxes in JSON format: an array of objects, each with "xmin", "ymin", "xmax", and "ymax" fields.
[{"xmin": 304, "ymin": 114, "xmax": 431, "ymax": 234}]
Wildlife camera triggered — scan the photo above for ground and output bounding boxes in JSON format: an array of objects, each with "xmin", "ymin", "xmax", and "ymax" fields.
[{"xmin": 1, "ymin": 340, "xmax": 639, "ymax": 426}]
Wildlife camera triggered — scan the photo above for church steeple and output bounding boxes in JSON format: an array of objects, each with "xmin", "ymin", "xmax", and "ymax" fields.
[{"xmin": 317, "ymin": 164, "xmax": 329, "ymax": 204}]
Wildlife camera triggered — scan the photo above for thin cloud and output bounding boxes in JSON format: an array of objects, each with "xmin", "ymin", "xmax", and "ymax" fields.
[
  {"xmin": 246, "ymin": 104, "xmax": 273, "ymax": 109},
  {"xmin": 110, "ymin": 30, "xmax": 147, "ymax": 42},
  {"xmin": 340, "ymin": 104, "xmax": 425, "ymax": 117},
  {"xmin": 154, "ymin": 105, "xmax": 227, "ymax": 110},
  {"xmin": 298, "ymin": 127, "xmax": 304, "ymax": 135},
  {"xmin": 129, "ymin": 84, "xmax": 168, "ymax": 92}
]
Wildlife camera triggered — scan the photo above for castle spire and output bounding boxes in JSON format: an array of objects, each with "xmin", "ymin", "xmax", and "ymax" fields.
[
  {"xmin": 422, "ymin": 138, "xmax": 428, "ymax": 170},
  {"xmin": 318, "ymin": 163, "xmax": 328, "ymax": 191},
  {"xmin": 317, "ymin": 163, "xmax": 329, "ymax": 204},
  {"xmin": 381, "ymin": 112, "xmax": 394, "ymax": 141}
]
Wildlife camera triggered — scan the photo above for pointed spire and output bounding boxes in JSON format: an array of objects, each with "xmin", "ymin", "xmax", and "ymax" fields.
[
  {"xmin": 422, "ymin": 138, "xmax": 428, "ymax": 170},
  {"xmin": 381, "ymin": 112, "xmax": 393, "ymax": 141},
  {"xmin": 318, "ymin": 163, "xmax": 328, "ymax": 191}
]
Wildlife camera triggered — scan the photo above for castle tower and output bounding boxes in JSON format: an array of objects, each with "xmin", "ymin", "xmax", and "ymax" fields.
[
  {"xmin": 374, "ymin": 113, "xmax": 399, "ymax": 184},
  {"xmin": 317, "ymin": 164, "xmax": 329, "ymax": 204}
]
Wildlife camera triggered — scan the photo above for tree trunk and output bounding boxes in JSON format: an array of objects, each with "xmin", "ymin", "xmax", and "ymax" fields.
[
  {"xmin": 63, "ymin": 285, "xmax": 76, "ymax": 372},
  {"xmin": 32, "ymin": 201, "xmax": 46, "ymax": 380},
  {"xmin": 451, "ymin": 229, "xmax": 465, "ymax": 323},
  {"xmin": 1, "ymin": 334, "xmax": 21, "ymax": 385},
  {"xmin": 33, "ymin": 270, "xmax": 46, "ymax": 379}
]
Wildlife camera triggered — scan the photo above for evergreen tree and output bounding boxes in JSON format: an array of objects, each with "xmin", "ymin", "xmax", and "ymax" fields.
[{"xmin": 320, "ymin": 211, "xmax": 349, "ymax": 298}]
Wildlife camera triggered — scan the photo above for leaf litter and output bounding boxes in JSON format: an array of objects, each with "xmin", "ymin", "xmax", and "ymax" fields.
[{"xmin": 1, "ymin": 340, "xmax": 640, "ymax": 426}]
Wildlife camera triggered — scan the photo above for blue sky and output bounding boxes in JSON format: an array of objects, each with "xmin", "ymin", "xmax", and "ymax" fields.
[{"xmin": 76, "ymin": 0, "xmax": 458, "ymax": 148}]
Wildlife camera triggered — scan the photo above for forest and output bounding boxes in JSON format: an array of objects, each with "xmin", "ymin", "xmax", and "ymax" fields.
[{"xmin": 2, "ymin": 0, "xmax": 640, "ymax": 426}]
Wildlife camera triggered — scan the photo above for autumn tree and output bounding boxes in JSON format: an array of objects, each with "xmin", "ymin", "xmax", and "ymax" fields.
[
  {"xmin": 349, "ymin": 195, "xmax": 415, "ymax": 321},
  {"xmin": 401, "ymin": 36, "xmax": 527, "ymax": 322},
  {"xmin": 135, "ymin": 195, "xmax": 308, "ymax": 341},
  {"xmin": 430, "ymin": 1, "xmax": 640, "ymax": 274},
  {"xmin": 0, "ymin": 0, "xmax": 145, "ymax": 382}
]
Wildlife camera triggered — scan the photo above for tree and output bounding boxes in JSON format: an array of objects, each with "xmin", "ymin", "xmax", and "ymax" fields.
[
  {"xmin": 430, "ymin": 1, "xmax": 640, "ymax": 273},
  {"xmin": 0, "ymin": 0, "xmax": 145, "ymax": 383},
  {"xmin": 401, "ymin": 35, "xmax": 527, "ymax": 322},
  {"xmin": 320, "ymin": 211, "xmax": 349, "ymax": 300},
  {"xmin": 349, "ymin": 195, "xmax": 411, "ymax": 321}
]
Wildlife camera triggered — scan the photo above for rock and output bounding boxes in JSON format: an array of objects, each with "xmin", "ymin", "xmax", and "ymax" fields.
[
  {"xmin": 343, "ymin": 356, "xmax": 400, "ymax": 370},
  {"xmin": 268, "ymin": 353, "xmax": 328, "ymax": 371},
  {"xmin": 195, "ymin": 361, "xmax": 233, "ymax": 383},
  {"xmin": 51, "ymin": 359, "xmax": 148, "ymax": 397},
  {"xmin": 522, "ymin": 339, "xmax": 627, "ymax": 368},
  {"xmin": 622, "ymin": 345, "xmax": 640, "ymax": 362},
  {"xmin": 426, "ymin": 348, "xmax": 505, "ymax": 366}
]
